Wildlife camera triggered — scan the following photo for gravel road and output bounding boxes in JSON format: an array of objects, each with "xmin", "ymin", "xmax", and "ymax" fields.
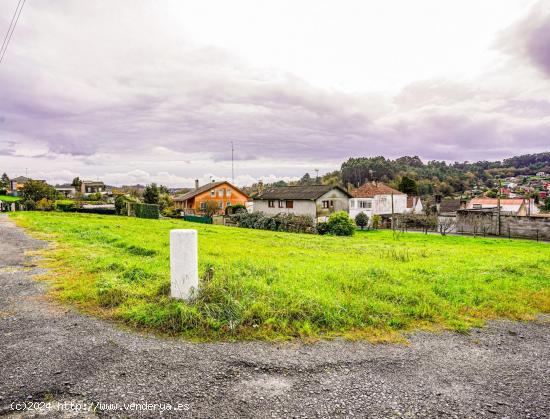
[{"xmin": 0, "ymin": 214, "xmax": 549, "ymax": 418}]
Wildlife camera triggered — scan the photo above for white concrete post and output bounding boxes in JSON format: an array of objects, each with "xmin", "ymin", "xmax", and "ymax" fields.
[{"xmin": 170, "ymin": 229, "xmax": 199, "ymax": 301}]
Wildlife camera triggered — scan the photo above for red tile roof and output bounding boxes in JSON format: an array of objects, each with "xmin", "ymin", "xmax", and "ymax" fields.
[{"xmin": 351, "ymin": 182, "xmax": 404, "ymax": 198}]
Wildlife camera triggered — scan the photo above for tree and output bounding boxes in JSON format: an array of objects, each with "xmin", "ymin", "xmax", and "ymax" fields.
[
  {"xmin": 355, "ymin": 212, "xmax": 369, "ymax": 230},
  {"xmin": 71, "ymin": 177, "xmax": 82, "ymax": 189},
  {"xmin": 143, "ymin": 183, "xmax": 160, "ymax": 205},
  {"xmin": 327, "ymin": 211, "xmax": 355, "ymax": 236},
  {"xmin": 0, "ymin": 173, "xmax": 9, "ymax": 189},
  {"xmin": 438, "ymin": 217, "xmax": 456, "ymax": 236},
  {"xmin": 542, "ymin": 197, "xmax": 550, "ymax": 212},
  {"xmin": 21, "ymin": 180, "xmax": 57, "ymax": 202},
  {"xmin": 158, "ymin": 193, "xmax": 173, "ymax": 211},
  {"xmin": 398, "ymin": 176, "xmax": 418, "ymax": 195},
  {"xmin": 203, "ymin": 200, "xmax": 219, "ymax": 217}
]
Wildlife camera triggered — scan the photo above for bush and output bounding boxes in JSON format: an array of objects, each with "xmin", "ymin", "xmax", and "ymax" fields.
[
  {"xmin": 371, "ymin": 214, "xmax": 381, "ymax": 229},
  {"xmin": 229, "ymin": 212, "xmax": 315, "ymax": 234},
  {"xmin": 225, "ymin": 204, "xmax": 247, "ymax": 215},
  {"xmin": 36, "ymin": 198, "xmax": 54, "ymax": 211},
  {"xmin": 23, "ymin": 199, "xmax": 36, "ymax": 210},
  {"xmin": 327, "ymin": 211, "xmax": 355, "ymax": 236},
  {"xmin": 316, "ymin": 222, "xmax": 330, "ymax": 235},
  {"xmin": 133, "ymin": 203, "xmax": 160, "ymax": 219},
  {"xmin": 355, "ymin": 212, "xmax": 369, "ymax": 230},
  {"xmin": 55, "ymin": 200, "xmax": 76, "ymax": 212}
]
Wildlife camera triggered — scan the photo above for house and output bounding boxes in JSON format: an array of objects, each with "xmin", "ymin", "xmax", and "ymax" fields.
[
  {"xmin": 55, "ymin": 184, "xmax": 76, "ymax": 198},
  {"xmin": 8, "ymin": 176, "xmax": 46, "ymax": 196},
  {"xmin": 438, "ymin": 198, "xmax": 464, "ymax": 216},
  {"xmin": 405, "ymin": 196, "xmax": 423, "ymax": 214},
  {"xmin": 466, "ymin": 198, "xmax": 539, "ymax": 216},
  {"xmin": 81, "ymin": 181, "xmax": 106, "ymax": 195},
  {"xmin": 536, "ymin": 171, "xmax": 547, "ymax": 177},
  {"xmin": 174, "ymin": 180, "xmax": 249, "ymax": 215},
  {"xmin": 252, "ymin": 184, "xmax": 351, "ymax": 221},
  {"xmin": 349, "ymin": 182, "xmax": 406, "ymax": 219}
]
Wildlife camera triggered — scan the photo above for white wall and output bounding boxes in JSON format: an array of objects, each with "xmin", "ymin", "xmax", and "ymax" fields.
[
  {"xmin": 350, "ymin": 194, "xmax": 408, "ymax": 219},
  {"xmin": 253, "ymin": 199, "xmax": 316, "ymax": 218}
]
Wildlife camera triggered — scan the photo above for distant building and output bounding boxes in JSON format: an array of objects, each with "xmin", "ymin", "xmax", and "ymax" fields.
[
  {"xmin": 349, "ymin": 182, "xmax": 406, "ymax": 219},
  {"xmin": 405, "ymin": 196, "xmax": 423, "ymax": 214},
  {"xmin": 81, "ymin": 181, "xmax": 106, "ymax": 195},
  {"xmin": 467, "ymin": 198, "xmax": 539, "ymax": 216},
  {"xmin": 536, "ymin": 171, "xmax": 547, "ymax": 177},
  {"xmin": 253, "ymin": 184, "xmax": 350, "ymax": 221},
  {"xmin": 438, "ymin": 199, "xmax": 465, "ymax": 216},
  {"xmin": 9, "ymin": 176, "xmax": 45, "ymax": 196},
  {"xmin": 174, "ymin": 180, "xmax": 249, "ymax": 215},
  {"xmin": 55, "ymin": 184, "xmax": 76, "ymax": 198}
]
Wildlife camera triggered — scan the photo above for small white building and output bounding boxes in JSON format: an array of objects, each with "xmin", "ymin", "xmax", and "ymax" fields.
[
  {"xmin": 349, "ymin": 182, "xmax": 407, "ymax": 219},
  {"xmin": 253, "ymin": 184, "xmax": 351, "ymax": 221},
  {"xmin": 55, "ymin": 184, "xmax": 76, "ymax": 198}
]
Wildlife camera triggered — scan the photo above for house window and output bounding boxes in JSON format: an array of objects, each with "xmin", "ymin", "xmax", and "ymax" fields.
[
  {"xmin": 359, "ymin": 201, "xmax": 372, "ymax": 209},
  {"xmin": 226, "ymin": 189, "xmax": 232, "ymax": 197},
  {"xmin": 268, "ymin": 200, "xmax": 275, "ymax": 208},
  {"xmin": 218, "ymin": 201, "xmax": 223, "ymax": 209},
  {"xmin": 227, "ymin": 202, "xmax": 231, "ymax": 207},
  {"xmin": 218, "ymin": 189, "xmax": 224, "ymax": 197},
  {"xmin": 473, "ymin": 204, "xmax": 482, "ymax": 209},
  {"xmin": 210, "ymin": 190, "xmax": 216, "ymax": 197},
  {"xmin": 285, "ymin": 200, "xmax": 294, "ymax": 209},
  {"xmin": 200, "ymin": 202, "xmax": 207, "ymax": 210},
  {"xmin": 278, "ymin": 200, "xmax": 284, "ymax": 208},
  {"xmin": 322, "ymin": 200, "xmax": 330, "ymax": 208}
]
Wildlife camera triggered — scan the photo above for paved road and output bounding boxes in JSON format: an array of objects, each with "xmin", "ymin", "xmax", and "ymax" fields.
[{"xmin": 0, "ymin": 214, "xmax": 549, "ymax": 418}]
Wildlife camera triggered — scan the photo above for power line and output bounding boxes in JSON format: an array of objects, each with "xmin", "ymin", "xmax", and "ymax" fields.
[
  {"xmin": 0, "ymin": 0, "xmax": 26, "ymax": 64},
  {"xmin": 0, "ymin": 0, "xmax": 21, "ymax": 58}
]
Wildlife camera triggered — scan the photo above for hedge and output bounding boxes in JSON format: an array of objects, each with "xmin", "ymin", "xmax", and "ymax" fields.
[
  {"xmin": 133, "ymin": 202, "xmax": 159, "ymax": 219},
  {"xmin": 229, "ymin": 212, "xmax": 315, "ymax": 234}
]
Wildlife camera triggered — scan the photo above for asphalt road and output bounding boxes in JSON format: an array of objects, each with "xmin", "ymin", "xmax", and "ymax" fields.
[{"xmin": 0, "ymin": 214, "xmax": 549, "ymax": 418}]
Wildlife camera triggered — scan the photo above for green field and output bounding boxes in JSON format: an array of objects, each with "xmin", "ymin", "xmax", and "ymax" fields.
[
  {"xmin": 0, "ymin": 195, "xmax": 21, "ymax": 203},
  {"xmin": 10, "ymin": 212, "xmax": 550, "ymax": 341}
]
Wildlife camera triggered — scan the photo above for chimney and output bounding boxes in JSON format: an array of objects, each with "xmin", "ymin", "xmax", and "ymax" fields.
[{"xmin": 195, "ymin": 179, "xmax": 199, "ymax": 190}]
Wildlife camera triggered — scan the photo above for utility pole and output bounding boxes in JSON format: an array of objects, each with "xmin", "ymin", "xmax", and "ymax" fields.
[
  {"xmin": 231, "ymin": 141, "xmax": 234, "ymax": 184},
  {"xmin": 391, "ymin": 192, "xmax": 395, "ymax": 231},
  {"xmin": 497, "ymin": 179, "xmax": 502, "ymax": 236},
  {"xmin": 314, "ymin": 168, "xmax": 319, "ymax": 184}
]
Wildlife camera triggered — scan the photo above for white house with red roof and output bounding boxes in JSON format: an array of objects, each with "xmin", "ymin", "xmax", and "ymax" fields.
[{"xmin": 349, "ymin": 182, "xmax": 407, "ymax": 219}]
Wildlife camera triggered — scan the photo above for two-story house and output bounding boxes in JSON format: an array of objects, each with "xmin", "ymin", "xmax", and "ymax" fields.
[
  {"xmin": 349, "ymin": 182, "xmax": 407, "ymax": 219},
  {"xmin": 174, "ymin": 180, "xmax": 249, "ymax": 215}
]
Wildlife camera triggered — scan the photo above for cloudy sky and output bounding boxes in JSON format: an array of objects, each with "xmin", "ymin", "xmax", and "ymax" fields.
[{"xmin": 0, "ymin": 0, "xmax": 549, "ymax": 187}]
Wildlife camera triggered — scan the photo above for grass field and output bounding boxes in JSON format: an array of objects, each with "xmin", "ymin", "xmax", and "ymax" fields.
[
  {"xmin": 0, "ymin": 195, "xmax": 21, "ymax": 203},
  {"xmin": 10, "ymin": 212, "xmax": 550, "ymax": 342}
]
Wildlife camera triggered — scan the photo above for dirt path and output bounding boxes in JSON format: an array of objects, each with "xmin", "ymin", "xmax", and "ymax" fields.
[{"xmin": 0, "ymin": 214, "xmax": 549, "ymax": 418}]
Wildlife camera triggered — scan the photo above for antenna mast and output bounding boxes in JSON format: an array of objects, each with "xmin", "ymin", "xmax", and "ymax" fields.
[{"xmin": 231, "ymin": 141, "xmax": 235, "ymax": 184}]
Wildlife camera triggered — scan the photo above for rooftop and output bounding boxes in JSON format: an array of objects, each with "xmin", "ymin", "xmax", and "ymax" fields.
[
  {"xmin": 254, "ymin": 184, "xmax": 351, "ymax": 200},
  {"xmin": 351, "ymin": 182, "xmax": 403, "ymax": 198},
  {"xmin": 174, "ymin": 181, "xmax": 248, "ymax": 202}
]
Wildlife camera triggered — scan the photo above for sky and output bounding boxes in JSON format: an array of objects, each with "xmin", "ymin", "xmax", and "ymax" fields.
[{"xmin": 0, "ymin": 0, "xmax": 549, "ymax": 187}]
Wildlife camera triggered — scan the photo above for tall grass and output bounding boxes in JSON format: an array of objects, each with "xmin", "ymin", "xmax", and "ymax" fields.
[{"xmin": 10, "ymin": 212, "xmax": 550, "ymax": 341}]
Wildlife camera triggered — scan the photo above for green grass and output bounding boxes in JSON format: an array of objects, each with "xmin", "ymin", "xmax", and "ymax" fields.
[
  {"xmin": 10, "ymin": 212, "xmax": 550, "ymax": 342},
  {"xmin": 0, "ymin": 195, "xmax": 21, "ymax": 203}
]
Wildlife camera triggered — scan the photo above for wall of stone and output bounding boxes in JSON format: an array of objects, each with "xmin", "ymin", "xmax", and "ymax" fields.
[{"xmin": 456, "ymin": 210, "xmax": 550, "ymax": 241}]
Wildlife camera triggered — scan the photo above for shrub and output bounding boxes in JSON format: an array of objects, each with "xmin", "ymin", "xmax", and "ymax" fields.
[
  {"xmin": 22, "ymin": 199, "xmax": 36, "ymax": 210},
  {"xmin": 36, "ymin": 198, "xmax": 54, "ymax": 211},
  {"xmin": 371, "ymin": 214, "xmax": 381, "ymax": 229},
  {"xmin": 225, "ymin": 204, "xmax": 247, "ymax": 215},
  {"xmin": 229, "ymin": 212, "xmax": 315, "ymax": 234},
  {"xmin": 327, "ymin": 211, "xmax": 355, "ymax": 236},
  {"xmin": 355, "ymin": 212, "xmax": 369, "ymax": 230},
  {"xmin": 316, "ymin": 222, "xmax": 330, "ymax": 235},
  {"xmin": 55, "ymin": 200, "xmax": 76, "ymax": 212},
  {"xmin": 133, "ymin": 202, "xmax": 160, "ymax": 219}
]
